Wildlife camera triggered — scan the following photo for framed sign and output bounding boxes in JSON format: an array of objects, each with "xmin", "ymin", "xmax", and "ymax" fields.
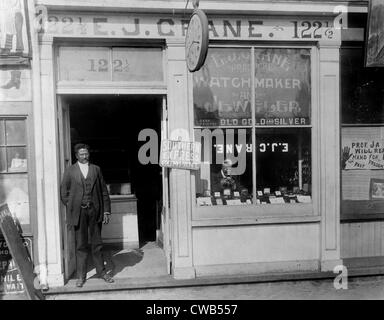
[
  {"xmin": 366, "ymin": 0, "xmax": 384, "ymax": 67},
  {"xmin": 370, "ymin": 178, "xmax": 384, "ymax": 200}
]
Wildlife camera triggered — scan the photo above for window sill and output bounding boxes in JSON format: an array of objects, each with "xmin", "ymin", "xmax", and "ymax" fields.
[
  {"xmin": 341, "ymin": 214, "xmax": 384, "ymax": 223},
  {"xmin": 192, "ymin": 214, "xmax": 320, "ymax": 227},
  {"xmin": 193, "ymin": 203, "xmax": 315, "ymax": 225}
]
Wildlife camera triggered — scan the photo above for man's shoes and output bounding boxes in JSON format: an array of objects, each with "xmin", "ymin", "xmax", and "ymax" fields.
[
  {"xmin": 101, "ymin": 274, "xmax": 114, "ymax": 284},
  {"xmin": 76, "ymin": 279, "xmax": 85, "ymax": 288}
]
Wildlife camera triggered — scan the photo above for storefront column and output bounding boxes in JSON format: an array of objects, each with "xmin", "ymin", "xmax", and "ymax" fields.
[
  {"xmin": 318, "ymin": 41, "xmax": 343, "ymax": 271},
  {"xmin": 37, "ymin": 35, "xmax": 64, "ymax": 287},
  {"xmin": 166, "ymin": 39, "xmax": 195, "ymax": 279}
]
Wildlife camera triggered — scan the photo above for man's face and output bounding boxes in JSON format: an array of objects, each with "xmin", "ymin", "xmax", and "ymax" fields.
[{"xmin": 76, "ymin": 148, "xmax": 90, "ymax": 164}]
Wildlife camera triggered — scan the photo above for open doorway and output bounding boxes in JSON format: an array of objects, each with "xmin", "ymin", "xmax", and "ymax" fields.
[
  {"xmin": 59, "ymin": 94, "xmax": 170, "ymax": 282},
  {"xmin": 68, "ymin": 94, "xmax": 162, "ymax": 243}
]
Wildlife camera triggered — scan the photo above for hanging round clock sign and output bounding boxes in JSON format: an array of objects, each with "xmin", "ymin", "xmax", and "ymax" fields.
[{"xmin": 185, "ymin": 9, "xmax": 209, "ymax": 72}]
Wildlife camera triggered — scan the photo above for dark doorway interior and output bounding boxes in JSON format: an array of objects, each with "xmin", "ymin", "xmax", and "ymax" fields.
[{"xmin": 67, "ymin": 95, "xmax": 162, "ymax": 243}]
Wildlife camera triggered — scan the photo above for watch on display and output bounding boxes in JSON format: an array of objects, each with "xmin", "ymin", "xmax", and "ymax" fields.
[{"xmin": 185, "ymin": 9, "xmax": 209, "ymax": 72}]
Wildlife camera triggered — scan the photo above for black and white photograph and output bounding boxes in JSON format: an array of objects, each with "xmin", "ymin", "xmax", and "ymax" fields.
[{"xmin": 1, "ymin": 0, "xmax": 384, "ymax": 307}]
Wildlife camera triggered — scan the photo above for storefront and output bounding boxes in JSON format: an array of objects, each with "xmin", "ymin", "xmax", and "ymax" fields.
[
  {"xmin": 0, "ymin": 0, "xmax": 36, "ymax": 295},
  {"xmin": 2, "ymin": 0, "xmax": 380, "ymax": 293}
]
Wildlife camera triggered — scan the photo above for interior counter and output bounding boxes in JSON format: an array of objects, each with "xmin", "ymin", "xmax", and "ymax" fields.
[{"xmin": 101, "ymin": 194, "xmax": 139, "ymax": 248}]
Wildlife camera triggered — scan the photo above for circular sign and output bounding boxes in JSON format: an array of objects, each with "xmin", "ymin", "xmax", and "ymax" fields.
[{"xmin": 185, "ymin": 9, "xmax": 209, "ymax": 73}]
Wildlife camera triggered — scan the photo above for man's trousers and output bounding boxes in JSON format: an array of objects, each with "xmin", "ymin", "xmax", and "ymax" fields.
[{"xmin": 74, "ymin": 206, "xmax": 106, "ymax": 280}]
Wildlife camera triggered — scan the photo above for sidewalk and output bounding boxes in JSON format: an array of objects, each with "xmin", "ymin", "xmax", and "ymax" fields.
[
  {"xmin": 47, "ymin": 275, "xmax": 384, "ymax": 300},
  {"xmin": 44, "ymin": 241, "xmax": 384, "ymax": 297},
  {"xmin": 4, "ymin": 242, "xmax": 384, "ymax": 300}
]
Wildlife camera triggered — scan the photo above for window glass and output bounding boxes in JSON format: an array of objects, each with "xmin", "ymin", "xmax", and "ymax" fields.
[
  {"xmin": 59, "ymin": 47, "xmax": 164, "ymax": 83},
  {"xmin": 256, "ymin": 128, "xmax": 311, "ymax": 203},
  {"xmin": 0, "ymin": 175, "xmax": 30, "ymax": 225},
  {"xmin": 6, "ymin": 120, "xmax": 26, "ymax": 145},
  {"xmin": 193, "ymin": 47, "xmax": 312, "ymax": 211},
  {"xmin": 255, "ymin": 48, "xmax": 311, "ymax": 126},
  {"xmin": 195, "ymin": 128, "xmax": 253, "ymax": 206},
  {"xmin": 0, "ymin": 147, "xmax": 6, "ymax": 173},
  {"xmin": 59, "ymin": 47, "xmax": 111, "ymax": 82},
  {"xmin": 341, "ymin": 47, "xmax": 384, "ymax": 124},
  {"xmin": 0, "ymin": 118, "xmax": 30, "ymax": 229},
  {"xmin": 7, "ymin": 147, "xmax": 27, "ymax": 172},
  {"xmin": 0, "ymin": 121, "xmax": 5, "ymax": 145},
  {"xmin": 193, "ymin": 48, "xmax": 252, "ymax": 127},
  {"xmin": 341, "ymin": 47, "xmax": 384, "ymax": 218},
  {"xmin": 112, "ymin": 48, "xmax": 163, "ymax": 82}
]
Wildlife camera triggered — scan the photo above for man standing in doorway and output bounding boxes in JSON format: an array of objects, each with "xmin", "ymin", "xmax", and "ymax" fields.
[{"xmin": 60, "ymin": 144, "xmax": 114, "ymax": 288}]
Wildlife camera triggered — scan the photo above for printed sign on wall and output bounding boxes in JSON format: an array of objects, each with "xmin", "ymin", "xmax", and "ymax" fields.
[
  {"xmin": 160, "ymin": 140, "xmax": 201, "ymax": 170},
  {"xmin": 43, "ymin": 13, "xmax": 339, "ymax": 42},
  {"xmin": 0, "ymin": 0, "xmax": 31, "ymax": 65},
  {"xmin": 342, "ymin": 139, "xmax": 384, "ymax": 170},
  {"xmin": 0, "ymin": 69, "xmax": 31, "ymax": 101}
]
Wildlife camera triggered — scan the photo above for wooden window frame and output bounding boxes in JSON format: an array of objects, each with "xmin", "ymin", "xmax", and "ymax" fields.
[{"xmin": 191, "ymin": 43, "xmax": 319, "ymax": 222}]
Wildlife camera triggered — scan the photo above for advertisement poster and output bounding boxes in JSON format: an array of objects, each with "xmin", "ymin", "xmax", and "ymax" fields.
[
  {"xmin": 366, "ymin": 0, "xmax": 384, "ymax": 67},
  {"xmin": 0, "ymin": 0, "xmax": 31, "ymax": 65},
  {"xmin": 0, "ymin": 69, "xmax": 31, "ymax": 101},
  {"xmin": 193, "ymin": 48, "xmax": 311, "ymax": 127},
  {"xmin": 342, "ymin": 139, "xmax": 384, "ymax": 170},
  {"xmin": 0, "ymin": 236, "xmax": 32, "ymax": 294},
  {"xmin": 160, "ymin": 140, "xmax": 201, "ymax": 170}
]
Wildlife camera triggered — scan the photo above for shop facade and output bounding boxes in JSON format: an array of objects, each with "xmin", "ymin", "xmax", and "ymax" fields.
[{"xmin": 2, "ymin": 0, "xmax": 381, "ymax": 293}]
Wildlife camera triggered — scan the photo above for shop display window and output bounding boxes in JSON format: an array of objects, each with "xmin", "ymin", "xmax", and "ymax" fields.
[
  {"xmin": 341, "ymin": 47, "xmax": 384, "ymax": 219},
  {"xmin": 0, "ymin": 118, "xmax": 30, "ymax": 228},
  {"xmin": 194, "ymin": 47, "xmax": 312, "ymax": 208}
]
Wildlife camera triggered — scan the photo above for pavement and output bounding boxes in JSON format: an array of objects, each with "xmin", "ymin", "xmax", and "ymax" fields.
[
  {"xmin": 46, "ymin": 275, "xmax": 384, "ymax": 300},
  {"xmin": 2, "ymin": 242, "xmax": 384, "ymax": 300}
]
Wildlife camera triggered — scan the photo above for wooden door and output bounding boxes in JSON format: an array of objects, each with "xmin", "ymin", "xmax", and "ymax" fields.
[{"xmin": 57, "ymin": 97, "xmax": 76, "ymax": 281}]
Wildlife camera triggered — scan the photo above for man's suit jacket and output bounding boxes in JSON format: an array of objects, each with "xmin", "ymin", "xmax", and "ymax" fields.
[{"xmin": 60, "ymin": 163, "xmax": 111, "ymax": 227}]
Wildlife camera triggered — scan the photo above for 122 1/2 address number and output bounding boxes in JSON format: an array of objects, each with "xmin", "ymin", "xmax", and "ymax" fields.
[
  {"xmin": 88, "ymin": 59, "xmax": 129, "ymax": 73},
  {"xmin": 291, "ymin": 21, "xmax": 334, "ymax": 39}
]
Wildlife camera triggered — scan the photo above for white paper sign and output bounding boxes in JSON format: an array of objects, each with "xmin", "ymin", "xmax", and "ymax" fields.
[{"xmin": 160, "ymin": 140, "xmax": 201, "ymax": 170}]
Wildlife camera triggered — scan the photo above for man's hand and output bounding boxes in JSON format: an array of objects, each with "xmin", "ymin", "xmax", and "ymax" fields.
[{"xmin": 103, "ymin": 213, "xmax": 111, "ymax": 225}]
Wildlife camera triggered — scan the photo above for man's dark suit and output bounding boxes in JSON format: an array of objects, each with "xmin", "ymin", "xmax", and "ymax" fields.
[{"xmin": 60, "ymin": 163, "xmax": 111, "ymax": 280}]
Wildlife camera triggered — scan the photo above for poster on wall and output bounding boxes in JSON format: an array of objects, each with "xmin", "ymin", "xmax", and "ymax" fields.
[
  {"xmin": 0, "ymin": 0, "xmax": 31, "ymax": 66},
  {"xmin": 0, "ymin": 69, "xmax": 31, "ymax": 101},
  {"xmin": 366, "ymin": 0, "xmax": 384, "ymax": 67},
  {"xmin": 342, "ymin": 139, "xmax": 384, "ymax": 170}
]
